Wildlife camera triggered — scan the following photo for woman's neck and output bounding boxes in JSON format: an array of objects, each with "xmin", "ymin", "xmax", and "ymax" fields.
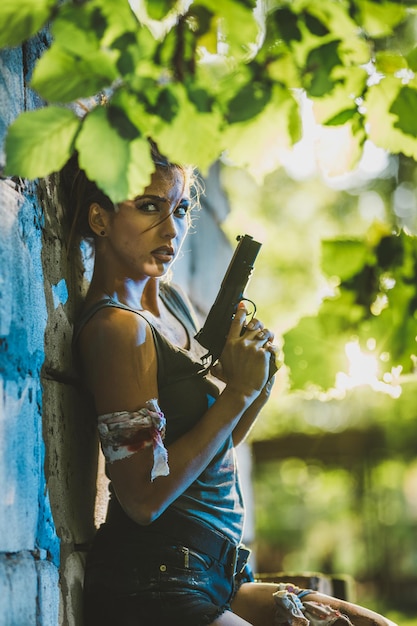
[{"xmin": 86, "ymin": 269, "xmax": 161, "ymax": 316}]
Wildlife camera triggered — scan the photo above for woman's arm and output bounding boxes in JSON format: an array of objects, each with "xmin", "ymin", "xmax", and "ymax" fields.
[
  {"xmin": 79, "ymin": 305, "xmax": 269, "ymax": 526},
  {"xmin": 210, "ymin": 317, "xmax": 280, "ymax": 446},
  {"xmin": 232, "ymin": 376, "xmax": 275, "ymax": 446}
]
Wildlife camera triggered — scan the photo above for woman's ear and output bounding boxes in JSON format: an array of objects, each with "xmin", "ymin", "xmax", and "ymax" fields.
[{"xmin": 88, "ymin": 203, "xmax": 109, "ymax": 237}]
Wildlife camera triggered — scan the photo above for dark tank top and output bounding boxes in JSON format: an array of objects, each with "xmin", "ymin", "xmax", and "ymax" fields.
[{"xmin": 74, "ymin": 283, "xmax": 244, "ymax": 544}]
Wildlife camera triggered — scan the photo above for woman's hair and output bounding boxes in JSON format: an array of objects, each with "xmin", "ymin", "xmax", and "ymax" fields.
[{"xmin": 60, "ymin": 139, "xmax": 197, "ymax": 249}]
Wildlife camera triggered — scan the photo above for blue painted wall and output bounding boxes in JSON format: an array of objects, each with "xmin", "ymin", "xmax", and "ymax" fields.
[
  {"xmin": 0, "ymin": 41, "xmax": 61, "ymax": 624},
  {"xmin": 0, "ymin": 38, "xmax": 99, "ymax": 625}
]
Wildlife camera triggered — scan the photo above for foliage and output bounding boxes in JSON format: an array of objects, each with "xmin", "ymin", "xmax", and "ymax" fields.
[
  {"xmin": 222, "ymin": 151, "xmax": 417, "ymax": 395},
  {"xmin": 1, "ymin": 0, "xmax": 417, "ymax": 203},
  {"xmin": 2, "ymin": 0, "xmax": 417, "ymax": 393},
  {"xmin": 284, "ymin": 226, "xmax": 417, "ymax": 390}
]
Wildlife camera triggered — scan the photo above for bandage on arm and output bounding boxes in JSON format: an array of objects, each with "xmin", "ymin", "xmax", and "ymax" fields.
[{"xmin": 97, "ymin": 399, "xmax": 169, "ymax": 481}]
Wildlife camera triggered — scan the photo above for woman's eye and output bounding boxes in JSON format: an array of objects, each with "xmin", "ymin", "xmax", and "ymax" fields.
[
  {"xmin": 137, "ymin": 201, "xmax": 159, "ymax": 213},
  {"xmin": 175, "ymin": 203, "xmax": 190, "ymax": 218}
]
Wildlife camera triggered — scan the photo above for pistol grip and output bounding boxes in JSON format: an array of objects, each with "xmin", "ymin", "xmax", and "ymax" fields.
[{"xmin": 268, "ymin": 352, "xmax": 278, "ymax": 381}]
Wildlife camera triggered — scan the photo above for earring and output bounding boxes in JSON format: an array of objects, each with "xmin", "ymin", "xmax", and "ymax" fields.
[{"xmin": 100, "ymin": 230, "xmax": 105, "ymax": 236}]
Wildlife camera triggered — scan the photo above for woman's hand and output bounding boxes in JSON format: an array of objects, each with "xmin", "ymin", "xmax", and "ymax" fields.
[{"xmin": 216, "ymin": 304, "xmax": 277, "ymax": 399}]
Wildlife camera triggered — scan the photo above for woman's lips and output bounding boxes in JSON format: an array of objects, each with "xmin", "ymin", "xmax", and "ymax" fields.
[{"xmin": 151, "ymin": 247, "xmax": 174, "ymax": 262}]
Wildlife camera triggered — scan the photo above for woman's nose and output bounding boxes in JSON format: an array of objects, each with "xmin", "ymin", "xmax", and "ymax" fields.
[{"xmin": 161, "ymin": 211, "xmax": 177, "ymax": 237}]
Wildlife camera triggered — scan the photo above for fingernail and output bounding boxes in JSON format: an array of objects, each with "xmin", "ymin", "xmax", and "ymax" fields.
[{"xmin": 237, "ymin": 301, "xmax": 246, "ymax": 310}]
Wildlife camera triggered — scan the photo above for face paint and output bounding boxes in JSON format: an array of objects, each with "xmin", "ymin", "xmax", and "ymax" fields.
[{"xmin": 97, "ymin": 398, "xmax": 169, "ymax": 481}]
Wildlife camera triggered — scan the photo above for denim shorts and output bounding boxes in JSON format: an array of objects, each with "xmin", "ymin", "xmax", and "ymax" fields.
[{"xmin": 83, "ymin": 524, "xmax": 250, "ymax": 626}]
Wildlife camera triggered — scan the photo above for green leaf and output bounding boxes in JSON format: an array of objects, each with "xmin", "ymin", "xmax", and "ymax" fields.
[
  {"xmin": 224, "ymin": 85, "xmax": 301, "ymax": 181},
  {"xmin": 144, "ymin": 0, "xmax": 177, "ymax": 21},
  {"xmin": 152, "ymin": 84, "xmax": 224, "ymax": 173},
  {"xmin": 375, "ymin": 51, "xmax": 408, "ymax": 75},
  {"xmin": 390, "ymin": 86, "xmax": 417, "ymax": 136},
  {"xmin": 109, "ymin": 87, "xmax": 153, "ymax": 136},
  {"xmin": 204, "ymin": 63, "xmax": 252, "ymax": 110},
  {"xmin": 31, "ymin": 44, "xmax": 119, "ymax": 102},
  {"xmin": 51, "ymin": 3, "xmax": 102, "ymax": 56},
  {"xmin": 53, "ymin": 0, "xmax": 140, "ymax": 51},
  {"xmin": 93, "ymin": 0, "xmax": 141, "ymax": 46},
  {"xmin": 186, "ymin": 85, "xmax": 215, "ymax": 114},
  {"xmin": 227, "ymin": 80, "xmax": 272, "ymax": 123},
  {"xmin": 306, "ymin": 40, "xmax": 342, "ymax": 97},
  {"xmin": 266, "ymin": 53, "xmax": 301, "ymax": 89},
  {"xmin": 4, "ymin": 106, "xmax": 80, "ymax": 178},
  {"xmin": 186, "ymin": 5, "xmax": 213, "ymax": 38},
  {"xmin": 272, "ymin": 7, "xmax": 302, "ymax": 45},
  {"xmin": 357, "ymin": 0, "xmax": 407, "ymax": 37},
  {"xmin": 406, "ymin": 46, "xmax": 417, "ymax": 72},
  {"xmin": 237, "ymin": 0, "xmax": 256, "ymax": 8},
  {"xmin": 283, "ymin": 315, "xmax": 350, "ymax": 391},
  {"xmin": 376, "ymin": 235, "xmax": 404, "ymax": 270},
  {"xmin": 320, "ymin": 290, "xmax": 365, "ymax": 329},
  {"xmin": 196, "ymin": 0, "xmax": 260, "ymax": 58},
  {"xmin": 127, "ymin": 137, "xmax": 158, "ymax": 199},
  {"xmin": 303, "ymin": 11, "xmax": 329, "ymax": 37},
  {"xmin": 344, "ymin": 264, "xmax": 378, "ymax": 309},
  {"xmin": 324, "ymin": 108, "xmax": 357, "ymax": 126},
  {"xmin": 114, "ymin": 28, "xmax": 157, "ymax": 78},
  {"xmin": 0, "ymin": 0, "xmax": 56, "ymax": 48},
  {"xmin": 301, "ymin": 2, "xmax": 360, "ymax": 41},
  {"xmin": 75, "ymin": 106, "xmax": 154, "ymax": 203},
  {"xmin": 29, "ymin": 0, "xmax": 143, "ymax": 101},
  {"xmin": 311, "ymin": 66, "xmax": 367, "ymax": 125},
  {"xmin": 149, "ymin": 87, "xmax": 180, "ymax": 122},
  {"xmin": 192, "ymin": 9, "xmax": 218, "ymax": 55},
  {"xmin": 359, "ymin": 283, "xmax": 417, "ymax": 372},
  {"xmin": 365, "ymin": 77, "xmax": 417, "ymax": 160},
  {"xmin": 321, "ymin": 239, "xmax": 370, "ymax": 281},
  {"xmin": 107, "ymin": 105, "xmax": 140, "ymax": 140}
]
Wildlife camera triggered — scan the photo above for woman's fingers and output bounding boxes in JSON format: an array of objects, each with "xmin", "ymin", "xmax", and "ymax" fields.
[
  {"xmin": 228, "ymin": 303, "xmax": 249, "ymax": 338},
  {"xmin": 245, "ymin": 323, "xmax": 274, "ymax": 346},
  {"xmin": 253, "ymin": 328, "xmax": 273, "ymax": 342},
  {"xmin": 221, "ymin": 306, "xmax": 281, "ymax": 394}
]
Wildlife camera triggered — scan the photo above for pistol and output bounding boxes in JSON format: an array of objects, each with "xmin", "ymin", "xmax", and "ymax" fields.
[{"xmin": 195, "ymin": 234, "xmax": 277, "ymax": 379}]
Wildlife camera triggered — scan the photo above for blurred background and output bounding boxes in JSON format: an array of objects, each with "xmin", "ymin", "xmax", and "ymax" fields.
[{"xmin": 217, "ymin": 140, "xmax": 417, "ymax": 625}]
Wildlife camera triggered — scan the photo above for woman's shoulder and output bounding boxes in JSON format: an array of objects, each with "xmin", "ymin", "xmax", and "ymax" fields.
[
  {"xmin": 75, "ymin": 301, "xmax": 159, "ymax": 410},
  {"xmin": 76, "ymin": 299, "xmax": 151, "ymax": 353}
]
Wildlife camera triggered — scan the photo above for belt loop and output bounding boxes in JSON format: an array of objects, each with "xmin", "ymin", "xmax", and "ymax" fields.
[
  {"xmin": 229, "ymin": 546, "xmax": 239, "ymax": 576},
  {"xmin": 233, "ymin": 546, "xmax": 251, "ymax": 577}
]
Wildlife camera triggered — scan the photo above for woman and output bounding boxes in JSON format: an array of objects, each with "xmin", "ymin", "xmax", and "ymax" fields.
[{"xmin": 63, "ymin": 143, "xmax": 397, "ymax": 626}]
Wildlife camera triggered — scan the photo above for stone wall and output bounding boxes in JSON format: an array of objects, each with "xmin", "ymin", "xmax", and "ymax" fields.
[{"xmin": 0, "ymin": 40, "xmax": 62, "ymax": 625}]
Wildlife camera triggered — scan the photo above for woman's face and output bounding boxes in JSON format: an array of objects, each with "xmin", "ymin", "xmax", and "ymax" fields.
[{"xmin": 100, "ymin": 166, "xmax": 191, "ymax": 280}]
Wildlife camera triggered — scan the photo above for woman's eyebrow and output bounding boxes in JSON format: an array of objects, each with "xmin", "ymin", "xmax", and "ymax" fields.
[{"xmin": 133, "ymin": 194, "xmax": 167, "ymax": 202}]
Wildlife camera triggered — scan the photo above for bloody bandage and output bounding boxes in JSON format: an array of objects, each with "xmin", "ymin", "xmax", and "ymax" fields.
[{"xmin": 97, "ymin": 399, "xmax": 169, "ymax": 481}]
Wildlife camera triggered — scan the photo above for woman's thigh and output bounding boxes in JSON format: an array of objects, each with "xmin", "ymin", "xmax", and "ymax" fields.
[{"xmin": 231, "ymin": 581, "xmax": 278, "ymax": 626}]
